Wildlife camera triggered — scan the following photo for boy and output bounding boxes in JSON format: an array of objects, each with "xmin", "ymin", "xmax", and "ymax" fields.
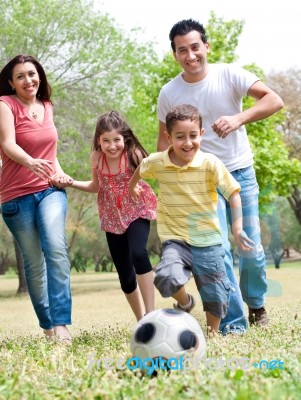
[{"xmin": 129, "ymin": 104, "xmax": 253, "ymax": 333}]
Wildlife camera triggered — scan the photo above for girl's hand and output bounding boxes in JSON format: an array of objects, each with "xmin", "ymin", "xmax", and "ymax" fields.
[
  {"xmin": 28, "ymin": 159, "xmax": 54, "ymax": 180},
  {"xmin": 50, "ymin": 173, "xmax": 73, "ymax": 189}
]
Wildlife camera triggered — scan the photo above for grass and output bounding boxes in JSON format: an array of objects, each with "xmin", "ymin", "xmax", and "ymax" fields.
[{"xmin": 0, "ymin": 262, "xmax": 301, "ymax": 399}]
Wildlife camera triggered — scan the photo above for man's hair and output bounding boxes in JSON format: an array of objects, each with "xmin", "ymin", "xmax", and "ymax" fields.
[
  {"xmin": 169, "ymin": 19, "xmax": 207, "ymax": 51},
  {"xmin": 166, "ymin": 104, "xmax": 202, "ymax": 133}
]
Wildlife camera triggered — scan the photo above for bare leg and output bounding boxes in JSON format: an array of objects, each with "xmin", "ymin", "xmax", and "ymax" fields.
[
  {"xmin": 172, "ymin": 286, "xmax": 190, "ymax": 306},
  {"xmin": 136, "ymin": 271, "xmax": 155, "ymax": 314},
  {"xmin": 206, "ymin": 312, "xmax": 221, "ymax": 334},
  {"xmin": 125, "ymin": 287, "xmax": 145, "ymax": 321}
]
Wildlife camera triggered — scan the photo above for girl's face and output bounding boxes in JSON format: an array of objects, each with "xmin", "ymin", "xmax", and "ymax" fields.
[
  {"xmin": 9, "ymin": 62, "xmax": 40, "ymax": 101},
  {"xmin": 98, "ymin": 130, "xmax": 125, "ymax": 159}
]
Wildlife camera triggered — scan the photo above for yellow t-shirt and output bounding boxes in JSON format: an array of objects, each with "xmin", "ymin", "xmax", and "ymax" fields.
[{"xmin": 139, "ymin": 148, "xmax": 240, "ymax": 247}]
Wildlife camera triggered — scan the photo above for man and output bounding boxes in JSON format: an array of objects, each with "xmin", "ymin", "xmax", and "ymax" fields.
[{"xmin": 157, "ymin": 19, "xmax": 284, "ymax": 334}]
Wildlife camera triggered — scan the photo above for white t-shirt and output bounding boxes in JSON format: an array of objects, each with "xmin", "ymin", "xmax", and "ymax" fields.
[{"xmin": 158, "ymin": 63, "xmax": 259, "ymax": 172}]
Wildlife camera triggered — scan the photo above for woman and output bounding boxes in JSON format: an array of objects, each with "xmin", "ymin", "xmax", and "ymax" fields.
[{"xmin": 0, "ymin": 55, "xmax": 72, "ymax": 343}]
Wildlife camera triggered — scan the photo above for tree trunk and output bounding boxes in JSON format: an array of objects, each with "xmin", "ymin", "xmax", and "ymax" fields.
[
  {"xmin": 287, "ymin": 186, "xmax": 301, "ymax": 226},
  {"xmin": 13, "ymin": 239, "xmax": 28, "ymax": 295}
]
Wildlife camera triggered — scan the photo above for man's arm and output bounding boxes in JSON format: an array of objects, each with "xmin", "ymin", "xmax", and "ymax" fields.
[
  {"xmin": 212, "ymin": 81, "xmax": 284, "ymax": 138},
  {"xmin": 157, "ymin": 121, "xmax": 170, "ymax": 151},
  {"xmin": 243, "ymin": 80, "xmax": 284, "ymax": 123}
]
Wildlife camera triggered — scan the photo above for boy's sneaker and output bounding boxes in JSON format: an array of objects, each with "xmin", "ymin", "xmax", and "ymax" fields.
[
  {"xmin": 173, "ymin": 294, "xmax": 196, "ymax": 313},
  {"xmin": 248, "ymin": 307, "xmax": 269, "ymax": 326}
]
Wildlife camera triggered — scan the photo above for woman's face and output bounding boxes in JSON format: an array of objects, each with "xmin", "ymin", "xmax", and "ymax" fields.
[{"xmin": 9, "ymin": 62, "xmax": 40, "ymax": 101}]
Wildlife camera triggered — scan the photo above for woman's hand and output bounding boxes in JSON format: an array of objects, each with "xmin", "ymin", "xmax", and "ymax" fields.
[{"xmin": 28, "ymin": 159, "xmax": 54, "ymax": 180}]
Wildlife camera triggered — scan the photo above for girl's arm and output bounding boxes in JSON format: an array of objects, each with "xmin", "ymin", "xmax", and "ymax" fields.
[
  {"xmin": 229, "ymin": 190, "xmax": 254, "ymax": 251},
  {"xmin": 69, "ymin": 150, "xmax": 99, "ymax": 193},
  {"xmin": 50, "ymin": 158, "xmax": 73, "ymax": 188}
]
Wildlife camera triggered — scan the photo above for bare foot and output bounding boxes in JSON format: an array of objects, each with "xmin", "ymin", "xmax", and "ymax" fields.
[
  {"xmin": 43, "ymin": 329, "xmax": 55, "ymax": 340},
  {"xmin": 54, "ymin": 325, "xmax": 72, "ymax": 345}
]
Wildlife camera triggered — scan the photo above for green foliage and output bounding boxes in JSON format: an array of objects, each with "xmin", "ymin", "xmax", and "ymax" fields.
[
  {"xmin": 206, "ymin": 12, "xmax": 244, "ymax": 63},
  {"xmin": 1, "ymin": 3, "xmax": 300, "ymax": 263},
  {"xmin": 0, "ymin": 0, "xmax": 160, "ymax": 178},
  {"xmin": 242, "ymin": 74, "xmax": 301, "ymax": 205}
]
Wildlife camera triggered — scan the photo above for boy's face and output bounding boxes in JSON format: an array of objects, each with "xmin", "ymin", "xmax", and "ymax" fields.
[{"xmin": 166, "ymin": 119, "xmax": 204, "ymax": 166}]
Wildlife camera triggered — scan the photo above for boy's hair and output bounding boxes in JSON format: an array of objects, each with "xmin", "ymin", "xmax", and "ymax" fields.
[
  {"xmin": 166, "ymin": 104, "xmax": 202, "ymax": 134},
  {"xmin": 93, "ymin": 110, "xmax": 148, "ymax": 170},
  {"xmin": 169, "ymin": 19, "xmax": 207, "ymax": 52}
]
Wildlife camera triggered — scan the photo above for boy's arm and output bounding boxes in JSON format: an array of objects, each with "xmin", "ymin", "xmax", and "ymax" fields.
[
  {"xmin": 129, "ymin": 165, "xmax": 143, "ymax": 201},
  {"xmin": 229, "ymin": 190, "xmax": 254, "ymax": 251}
]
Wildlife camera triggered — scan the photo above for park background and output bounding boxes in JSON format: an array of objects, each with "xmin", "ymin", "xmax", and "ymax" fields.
[{"xmin": 0, "ymin": 1, "xmax": 301, "ymax": 399}]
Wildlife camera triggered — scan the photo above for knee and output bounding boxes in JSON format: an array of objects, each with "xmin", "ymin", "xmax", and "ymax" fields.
[
  {"xmin": 120, "ymin": 278, "xmax": 137, "ymax": 294},
  {"xmin": 132, "ymin": 250, "xmax": 152, "ymax": 274}
]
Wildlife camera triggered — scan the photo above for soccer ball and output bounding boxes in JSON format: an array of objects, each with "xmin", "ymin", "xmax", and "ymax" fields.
[{"xmin": 130, "ymin": 308, "xmax": 206, "ymax": 361}]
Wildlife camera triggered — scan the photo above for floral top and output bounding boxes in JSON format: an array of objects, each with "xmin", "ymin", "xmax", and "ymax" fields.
[{"xmin": 96, "ymin": 153, "xmax": 157, "ymax": 234}]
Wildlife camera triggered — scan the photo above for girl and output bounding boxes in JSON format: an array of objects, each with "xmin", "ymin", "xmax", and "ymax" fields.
[{"xmin": 69, "ymin": 111, "xmax": 157, "ymax": 321}]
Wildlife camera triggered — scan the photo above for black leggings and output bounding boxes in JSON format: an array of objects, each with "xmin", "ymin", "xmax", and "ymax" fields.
[{"xmin": 106, "ymin": 218, "xmax": 153, "ymax": 294}]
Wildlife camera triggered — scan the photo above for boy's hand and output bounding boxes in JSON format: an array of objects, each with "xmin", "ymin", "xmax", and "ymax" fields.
[
  {"xmin": 234, "ymin": 230, "xmax": 255, "ymax": 251},
  {"xmin": 129, "ymin": 184, "xmax": 143, "ymax": 201}
]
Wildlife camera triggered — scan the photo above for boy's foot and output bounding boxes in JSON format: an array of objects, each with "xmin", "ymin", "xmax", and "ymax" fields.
[
  {"xmin": 173, "ymin": 294, "xmax": 196, "ymax": 313},
  {"xmin": 248, "ymin": 307, "xmax": 269, "ymax": 326},
  {"xmin": 54, "ymin": 325, "xmax": 72, "ymax": 345}
]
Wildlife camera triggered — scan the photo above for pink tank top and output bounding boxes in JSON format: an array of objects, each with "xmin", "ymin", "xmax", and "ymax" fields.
[
  {"xmin": 0, "ymin": 96, "xmax": 57, "ymax": 203},
  {"xmin": 96, "ymin": 153, "xmax": 157, "ymax": 234}
]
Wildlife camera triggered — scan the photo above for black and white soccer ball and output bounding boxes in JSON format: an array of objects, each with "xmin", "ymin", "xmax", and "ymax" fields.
[{"xmin": 130, "ymin": 308, "xmax": 206, "ymax": 360}]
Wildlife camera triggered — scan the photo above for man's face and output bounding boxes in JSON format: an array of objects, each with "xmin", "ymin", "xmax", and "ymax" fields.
[{"xmin": 173, "ymin": 30, "xmax": 210, "ymax": 82}]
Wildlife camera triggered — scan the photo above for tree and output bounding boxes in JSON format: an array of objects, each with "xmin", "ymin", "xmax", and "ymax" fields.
[
  {"xmin": 267, "ymin": 69, "xmax": 301, "ymax": 225},
  {"xmin": 0, "ymin": 0, "xmax": 160, "ymax": 286}
]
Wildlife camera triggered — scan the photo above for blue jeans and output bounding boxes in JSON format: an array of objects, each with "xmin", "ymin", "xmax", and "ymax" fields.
[
  {"xmin": 218, "ymin": 166, "xmax": 267, "ymax": 334},
  {"xmin": 1, "ymin": 188, "xmax": 72, "ymax": 330}
]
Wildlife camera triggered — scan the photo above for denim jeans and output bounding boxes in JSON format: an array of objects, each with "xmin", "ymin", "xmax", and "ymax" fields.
[
  {"xmin": 1, "ymin": 187, "xmax": 72, "ymax": 330},
  {"xmin": 218, "ymin": 166, "xmax": 267, "ymax": 334}
]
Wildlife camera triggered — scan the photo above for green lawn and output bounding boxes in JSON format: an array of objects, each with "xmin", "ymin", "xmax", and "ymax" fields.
[{"xmin": 0, "ymin": 262, "xmax": 301, "ymax": 399}]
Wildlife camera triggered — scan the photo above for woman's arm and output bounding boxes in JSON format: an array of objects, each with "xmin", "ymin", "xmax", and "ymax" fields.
[{"xmin": 0, "ymin": 101, "xmax": 54, "ymax": 179}]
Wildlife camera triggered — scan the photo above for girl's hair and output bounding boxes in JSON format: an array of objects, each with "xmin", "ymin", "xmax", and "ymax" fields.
[
  {"xmin": 93, "ymin": 111, "xmax": 148, "ymax": 170},
  {"xmin": 0, "ymin": 54, "xmax": 51, "ymax": 100}
]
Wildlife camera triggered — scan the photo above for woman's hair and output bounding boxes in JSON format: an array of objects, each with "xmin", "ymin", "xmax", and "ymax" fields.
[
  {"xmin": 93, "ymin": 111, "xmax": 148, "ymax": 170},
  {"xmin": 0, "ymin": 54, "xmax": 52, "ymax": 100}
]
